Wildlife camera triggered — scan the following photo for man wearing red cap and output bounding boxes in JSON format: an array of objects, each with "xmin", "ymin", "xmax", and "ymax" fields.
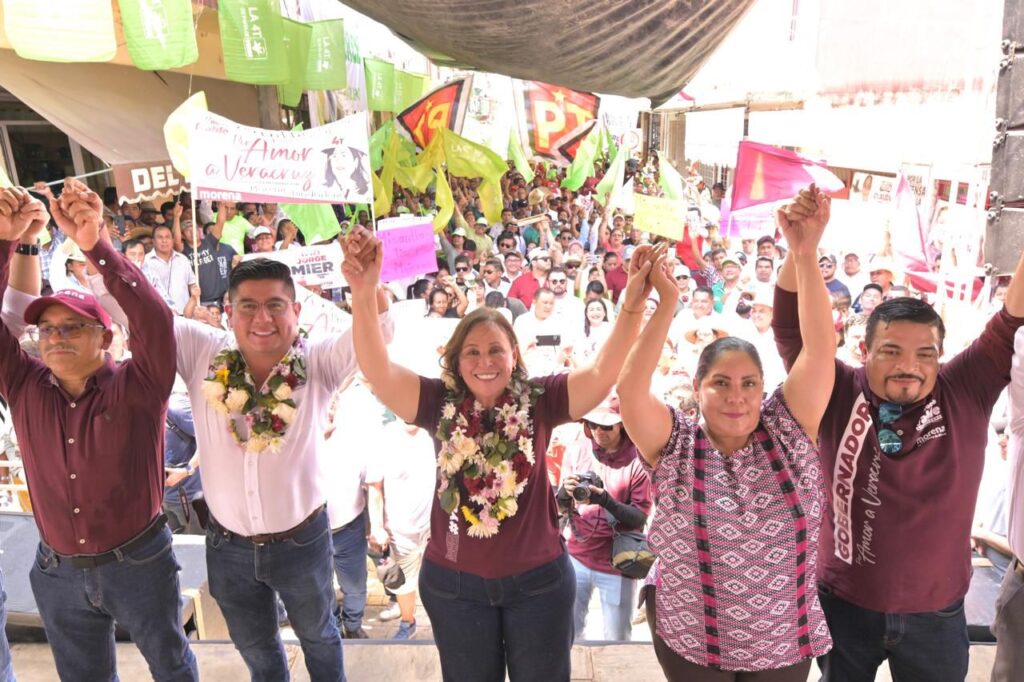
[{"xmin": 0, "ymin": 182, "xmax": 196, "ymax": 681}]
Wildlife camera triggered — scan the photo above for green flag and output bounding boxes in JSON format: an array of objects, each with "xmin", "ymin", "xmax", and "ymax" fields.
[
  {"xmin": 369, "ymin": 121, "xmax": 392, "ymax": 172},
  {"xmin": 4, "ymin": 0, "xmax": 116, "ymax": 62},
  {"xmin": 595, "ymin": 146, "xmax": 626, "ymax": 207},
  {"xmin": 658, "ymin": 159, "xmax": 686, "ymax": 201},
  {"xmin": 394, "ymin": 70, "xmax": 428, "ymax": 112},
  {"xmin": 118, "ymin": 0, "xmax": 198, "ymax": 70},
  {"xmin": 363, "ymin": 57, "xmax": 395, "ymax": 112},
  {"xmin": 277, "ymin": 19, "xmax": 312, "ymax": 107},
  {"xmin": 441, "ymin": 130, "xmax": 507, "ymax": 224},
  {"xmin": 507, "ymin": 130, "xmax": 535, "ymax": 183},
  {"xmin": 561, "ymin": 123, "xmax": 602, "ymax": 191},
  {"xmin": 219, "ymin": 215, "xmax": 252, "ymax": 253},
  {"xmin": 305, "ymin": 20, "xmax": 347, "ymax": 91},
  {"xmin": 282, "ymin": 203, "xmax": 341, "ymax": 244},
  {"xmin": 218, "ymin": 0, "xmax": 288, "ymax": 84}
]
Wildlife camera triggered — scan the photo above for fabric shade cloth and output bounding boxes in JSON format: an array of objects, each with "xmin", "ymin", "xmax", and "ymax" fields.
[
  {"xmin": 0, "ymin": 50, "xmax": 260, "ymax": 171},
  {"xmin": 336, "ymin": 0, "xmax": 755, "ymax": 107}
]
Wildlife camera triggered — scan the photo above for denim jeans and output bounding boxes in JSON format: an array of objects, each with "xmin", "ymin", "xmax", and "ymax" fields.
[
  {"xmin": 991, "ymin": 561, "xmax": 1024, "ymax": 681},
  {"xmin": 0, "ymin": 569, "xmax": 13, "ymax": 682},
  {"xmin": 569, "ymin": 555, "xmax": 635, "ymax": 641},
  {"xmin": 206, "ymin": 509, "xmax": 344, "ymax": 682},
  {"xmin": 331, "ymin": 514, "xmax": 368, "ymax": 632},
  {"xmin": 817, "ymin": 584, "xmax": 969, "ymax": 682},
  {"xmin": 419, "ymin": 552, "xmax": 575, "ymax": 682},
  {"xmin": 29, "ymin": 525, "xmax": 197, "ymax": 682}
]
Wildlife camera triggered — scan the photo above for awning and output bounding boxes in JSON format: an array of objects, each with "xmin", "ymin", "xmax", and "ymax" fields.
[
  {"xmin": 0, "ymin": 50, "xmax": 261, "ymax": 200},
  {"xmin": 337, "ymin": 0, "xmax": 755, "ymax": 108}
]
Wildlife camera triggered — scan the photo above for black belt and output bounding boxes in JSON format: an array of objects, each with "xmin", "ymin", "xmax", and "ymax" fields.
[
  {"xmin": 55, "ymin": 515, "xmax": 167, "ymax": 569},
  {"xmin": 209, "ymin": 504, "xmax": 326, "ymax": 546}
]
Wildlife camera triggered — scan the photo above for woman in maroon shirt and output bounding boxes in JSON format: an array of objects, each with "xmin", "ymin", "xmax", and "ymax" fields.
[
  {"xmin": 343, "ymin": 228, "xmax": 663, "ymax": 681},
  {"xmin": 618, "ymin": 187, "xmax": 837, "ymax": 681}
]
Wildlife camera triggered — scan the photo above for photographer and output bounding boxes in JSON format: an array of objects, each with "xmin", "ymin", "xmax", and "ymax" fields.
[{"xmin": 556, "ymin": 397, "xmax": 652, "ymax": 641}]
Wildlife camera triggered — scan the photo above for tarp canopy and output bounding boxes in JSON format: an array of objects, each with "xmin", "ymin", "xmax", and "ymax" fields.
[
  {"xmin": 337, "ymin": 0, "xmax": 756, "ymax": 108},
  {"xmin": 0, "ymin": 50, "xmax": 260, "ymax": 165}
]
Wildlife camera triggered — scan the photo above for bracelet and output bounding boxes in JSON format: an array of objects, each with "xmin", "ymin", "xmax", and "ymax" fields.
[{"xmin": 15, "ymin": 243, "xmax": 39, "ymax": 256}]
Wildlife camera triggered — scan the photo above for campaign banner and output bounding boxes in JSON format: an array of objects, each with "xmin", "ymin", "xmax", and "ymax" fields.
[
  {"xmin": 633, "ymin": 193, "xmax": 686, "ymax": 240},
  {"xmin": 190, "ymin": 111, "xmax": 372, "ymax": 204},
  {"xmin": 516, "ymin": 81, "xmax": 600, "ymax": 164},
  {"xmin": 396, "ymin": 77, "xmax": 473, "ymax": 149},
  {"xmin": 119, "ymin": 0, "xmax": 199, "ymax": 71},
  {"xmin": 378, "ymin": 219, "xmax": 438, "ymax": 282},
  {"xmin": 112, "ymin": 160, "xmax": 186, "ymax": 204},
  {"xmin": 243, "ymin": 242, "xmax": 345, "ymax": 289}
]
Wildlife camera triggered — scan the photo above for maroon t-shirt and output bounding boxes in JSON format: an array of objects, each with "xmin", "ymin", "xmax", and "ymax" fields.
[
  {"xmin": 415, "ymin": 373, "xmax": 571, "ymax": 578},
  {"xmin": 773, "ymin": 287, "xmax": 1024, "ymax": 612},
  {"xmin": 507, "ymin": 273, "xmax": 542, "ymax": 310},
  {"xmin": 605, "ymin": 266, "xmax": 628, "ymax": 303}
]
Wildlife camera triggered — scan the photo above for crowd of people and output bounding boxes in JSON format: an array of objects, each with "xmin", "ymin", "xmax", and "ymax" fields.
[{"xmin": 0, "ymin": 142, "xmax": 1018, "ymax": 682}]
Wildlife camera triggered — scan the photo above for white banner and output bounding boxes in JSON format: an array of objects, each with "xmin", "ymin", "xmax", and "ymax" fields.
[
  {"xmin": 191, "ymin": 111, "xmax": 372, "ymax": 205},
  {"xmin": 243, "ymin": 243, "xmax": 346, "ymax": 290}
]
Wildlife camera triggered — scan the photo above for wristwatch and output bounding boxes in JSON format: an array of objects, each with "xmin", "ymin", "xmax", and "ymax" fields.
[{"xmin": 15, "ymin": 243, "xmax": 39, "ymax": 256}]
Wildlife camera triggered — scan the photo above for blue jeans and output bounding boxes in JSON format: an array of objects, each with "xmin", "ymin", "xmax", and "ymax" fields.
[
  {"xmin": 419, "ymin": 552, "xmax": 575, "ymax": 682},
  {"xmin": 569, "ymin": 555, "xmax": 635, "ymax": 641},
  {"xmin": 331, "ymin": 514, "xmax": 368, "ymax": 632},
  {"xmin": 817, "ymin": 584, "xmax": 969, "ymax": 681},
  {"xmin": 206, "ymin": 508, "xmax": 344, "ymax": 682},
  {"xmin": 0, "ymin": 569, "xmax": 13, "ymax": 682},
  {"xmin": 29, "ymin": 525, "xmax": 197, "ymax": 681}
]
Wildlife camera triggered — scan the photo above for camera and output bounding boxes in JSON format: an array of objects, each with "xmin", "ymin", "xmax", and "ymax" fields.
[{"xmin": 572, "ymin": 471, "xmax": 605, "ymax": 502}]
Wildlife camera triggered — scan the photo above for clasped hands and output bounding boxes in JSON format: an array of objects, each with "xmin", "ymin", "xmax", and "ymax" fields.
[{"xmin": 0, "ymin": 178, "xmax": 104, "ymax": 250}]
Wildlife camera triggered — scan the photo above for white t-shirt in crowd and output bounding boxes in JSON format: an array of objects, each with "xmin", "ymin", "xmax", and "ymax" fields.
[{"xmin": 365, "ymin": 421, "xmax": 436, "ymax": 554}]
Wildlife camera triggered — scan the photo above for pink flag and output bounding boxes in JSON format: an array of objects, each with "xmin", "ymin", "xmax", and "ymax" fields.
[
  {"xmin": 730, "ymin": 141, "xmax": 845, "ymax": 212},
  {"xmin": 891, "ymin": 174, "xmax": 930, "ymax": 274}
]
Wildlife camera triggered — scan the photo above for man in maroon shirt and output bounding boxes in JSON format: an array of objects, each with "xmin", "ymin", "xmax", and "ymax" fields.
[
  {"xmin": 506, "ymin": 247, "xmax": 551, "ymax": 309},
  {"xmin": 0, "ymin": 183, "xmax": 196, "ymax": 681},
  {"xmin": 772, "ymin": 188, "xmax": 1024, "ymax": 681},
  {"xmin": 603, "ymin": 251, "xmax": 628, "ymax": 304}
]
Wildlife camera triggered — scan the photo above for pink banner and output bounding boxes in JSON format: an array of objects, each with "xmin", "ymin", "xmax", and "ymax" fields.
[
  {"xmin": 379, "ymin": 221, "xmax": 438, "ymax": 282},
  {"xmin": 730, "ymin": 141, "xmax": 845, "ymax": 212}
]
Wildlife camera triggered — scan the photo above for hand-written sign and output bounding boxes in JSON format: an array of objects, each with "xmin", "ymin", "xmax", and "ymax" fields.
[
  {"xmin": 633, "ymin": 194, "xmax": 686, "ymax": 240},
  {"xmin": 378, "ymin": 220, "xmax": 438, "ymax": 282},
  {"xmin": 243, "ymin": 242, "xmax": 345, "ymax": 289}
]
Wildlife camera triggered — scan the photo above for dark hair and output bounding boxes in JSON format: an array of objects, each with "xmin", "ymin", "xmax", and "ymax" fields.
[
  {"xmin": 484, "ymin": 291, "xmax": 506, "ymax": 308},
  {"xmin": 102, "ymin": 187, "xmax": 118, "ymax": 206},
  {"xmin": 322, "ymin": 146, "xmax": 370, "ymax": 194},
  {"xmin": 865, "ymin": 297, "xmax": 945, "ymax": 350},
  {"xmin": 693, "ymin": 285, "xmax": 714, "ymax": 299},
  {"xmin": 228, "ymin": 258, "xmax": 295, "ymax": 301},
  {"xmin": 533, "ymin": 286, "xmax": 555, "ymax": 303},
  {"xmin": 454, "ymin": 255, "xmax": 471, "ymax": 268},
  {"xmin": 483, "ymin": 257, "xmax": 504, "ymax": 273},
  {"xmin": 844, "ymin": 312, "xmax": 869, "ymax": 334},
  {"xmin": 694, "ymin": 337, "xmax": 763, "ymax": 385},
  {"xmin": 709, "ymin": 247, "xmax": 727, "ymax": 260},
  {"xmin": 755, "ymin": 256, "xmax": 773, "ymax": 267},
  {"xmin": 584, "ymin": 298, "xmax": 609, "ymax": 337},
  {"xmin": 160, "ymin": 201, "xmax": 176, "ymax": 216},
  {"xmin": 411, "ymin": 278, "xmax": 432, "ymax": 299},
  {"xmin": 202, "ymin": 221, "xmax": 216, "ymax": 237},
  {"xmin": 756, "ymin": 235, "xmax": 775, "ymax": 246},
  {"xmin": 121, "ymin": 239, "xmax": 142, "ymax": 253},
  {"xmin": 862, "ymin": 283, "xmax": 883, "ymax": 296},
  {"xmin": 548, "ymin": 265, "xmax": 566, "ymax": 278},
  {"xmin": 440, "ymin": 308, "xmax": 527, "ymax": 399},
  {"xmin": 152, "ymin": 224, "xmax": 174, "ymax": 239},
  {"xmin": 585, "ymin": 281, "xmax": 606, "ymax": 297},
  {"xmin": 427, "ymin": 287, "xmax": 450, "ymax": 313},
  {"xmin": 603, "ymin": 251, "xmax": 619, "ymax": 263}
]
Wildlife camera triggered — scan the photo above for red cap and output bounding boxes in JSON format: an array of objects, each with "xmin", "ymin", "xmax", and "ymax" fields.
[{"xmin": 24, "ymin": 289, "xmax": 112, "ymax": 328}]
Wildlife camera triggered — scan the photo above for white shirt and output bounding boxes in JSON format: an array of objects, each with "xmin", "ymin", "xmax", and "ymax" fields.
[
  {"xmin": 84, "ymin": 273, "xmax": 395, "ymax": 535},
  {"xmin": 323, "ymin": 381, "xmax": 382, "ymax": 528},
  {"xmin": 1004, "ymin": 327, "xmax": 1024, "ymax": 557},
  {"xmin": 514, "ymin": 311, "xmax": 572, "ymax": 375},
  {"xmin": 142, "ymin": 250, "xmax": 196, "ymax": 313},
  {"xmin": 552, "ymin": 294, "xmax": 585, "ymax": 332},
  {"xmin": 365, "ymin": 422, "xmax": 436, "ymax": 554}
]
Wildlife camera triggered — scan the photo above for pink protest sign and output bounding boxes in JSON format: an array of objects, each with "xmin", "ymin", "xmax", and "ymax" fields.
[{"xmin": 379, "ymin": 221, "xmax": 438, "ymax": 282}]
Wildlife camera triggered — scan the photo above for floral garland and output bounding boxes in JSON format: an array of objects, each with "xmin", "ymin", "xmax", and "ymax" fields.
[
  {"xmin": 200, "ymin": 339, "xmax": 307, "ymax": 454},
  {"xmin": 435, "ymin": 376, "xmax": 545, "ymax": 539}
]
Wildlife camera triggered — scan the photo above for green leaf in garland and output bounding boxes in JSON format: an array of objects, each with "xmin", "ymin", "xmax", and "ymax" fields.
[{"xmin": 440, "ymin": 486, "xmax": 460, "ymax": 514}]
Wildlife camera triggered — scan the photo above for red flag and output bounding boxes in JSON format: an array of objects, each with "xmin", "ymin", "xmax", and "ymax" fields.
[
  {"xmin": 396, "ymin": 77, "xmax": 472, "ymax": 149},
  {"xmin": 518, "ymin": 81, "xmax": 600, "ymax": 163},
  {"xmin": 730, "ymin": 141, "xmax": 845, "ymax": 212}
]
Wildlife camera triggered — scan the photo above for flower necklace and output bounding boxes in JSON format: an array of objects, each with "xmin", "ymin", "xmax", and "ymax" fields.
[
  {"xmin": 435, "ymin": 376, "xmax": 545, "ymax": 539},
  {"xmin": 201, "ymin": 338, "xmax": 307, "ymax": 454}
]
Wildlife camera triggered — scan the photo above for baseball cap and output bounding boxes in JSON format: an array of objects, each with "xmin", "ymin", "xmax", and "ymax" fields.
[
  {"xmin": 250, "ymin": 226, "xmax": 272, "ymax": 239},
  {"xmin": 452, "ymin": 227, "xmax": 468, "ymax": 237},
  {"xmin": 673, "ymin": 264, "xmax": 691, "ymax": 279},
  {"xmin": 583, "ymin": 395, "xmax": 622, "ymax": 427},
  {"xmin": 475, "ymin": 216, "xmax": 488, "ymax": 226},
  {"xmin": 25, "ymin": 289, "xmax": 112, "ymax": 329},
  {"xmin": 720, "ymin": 257, "xmax": 741, "ymax": 269},
  {"xmin": 528, "ymin": 247, "xmax": 550, "ymax": 261},
  {"xmin": 818, "ymin": 254, "xmax": 837, "ymax": 265}
]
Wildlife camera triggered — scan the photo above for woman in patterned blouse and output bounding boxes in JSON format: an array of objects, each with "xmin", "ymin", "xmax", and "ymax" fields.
[{"xmin": 617, "ymin": 186, "xmax": 836, "ymax": 681}]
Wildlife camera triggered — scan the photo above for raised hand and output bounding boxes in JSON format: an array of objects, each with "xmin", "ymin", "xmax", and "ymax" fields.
[
  {"xmin": 51, "ymin": 178, "xmax": 103, "ymax": 250},
  {"xmin": 0, "ymin": 187, "xmax": 32, "ymax": 241},
  {"xmin": 620, "ymin": 242, "xmax": 666, "ymax": 312},
  {"xmin": 340, "ymin": 225, "xmax": 383, "ymax": 292},
  {"xmin": 776, "ymin": 184, "xmax": 830, "ymax": 258},
  {"xmin": 18, "ymin": 194, "xmax": 49, "ymax": 243},
  {"xmin": 651, "ymin": 254, "xmax": 678, "ymax": 303}
]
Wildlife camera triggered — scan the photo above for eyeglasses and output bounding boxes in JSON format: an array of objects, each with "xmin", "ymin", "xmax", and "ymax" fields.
[
  {"xmin": 231, "ymin": 299, "xmax": 293, "ymax": 317},
  {"xmin": 30, "ymin": 322, "xmax": 105, "ymax": 341},
  {"xmin": 533, "ymin": 256, "xmax": 551, "ymax": 262},
  {"xmin": 877, "ymin": 401, "xmax": 903, "ymax": 456},
  {"xmin": 548, "ymin": 278, "xmax": 567, "ymax": 284},
  {"xmin": 582, "ymin": 420, "xmax": 616, "ymax": 432},
  {"xmin": 675, "ymin": 275, "xmax": 690, "ymax": 281},
  {"xmin": 455, "ymin": 267, "xmax": 470, "ymax": 273}
]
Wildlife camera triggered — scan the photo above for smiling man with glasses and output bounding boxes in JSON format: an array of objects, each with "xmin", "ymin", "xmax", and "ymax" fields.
[
  {"xmin": 773, "ymin": 186, "xmax": 1024, "ymax": 682},
  {"xmin": 0, "ymin": 182, "xmax": 198, "ymax": 680}
]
